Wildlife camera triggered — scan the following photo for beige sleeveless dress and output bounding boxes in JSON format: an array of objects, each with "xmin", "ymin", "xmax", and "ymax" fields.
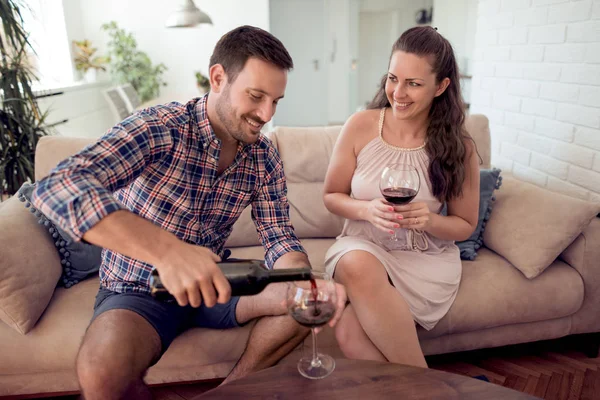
[{"xmin": 324, "ymin": 108, "xmax": 461, "ymax": 331}]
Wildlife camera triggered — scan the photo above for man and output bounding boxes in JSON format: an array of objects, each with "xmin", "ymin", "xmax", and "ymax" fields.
[{"xmin": 32, "ymin": 26, "xmax": 346, "ymax": 400}]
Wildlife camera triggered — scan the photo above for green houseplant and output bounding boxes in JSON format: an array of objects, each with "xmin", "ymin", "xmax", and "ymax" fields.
[
  {"xmin": 0, "ymin": 0, "xmax": 49, "ymax": 197},
  {"xmin": 72, "ymin": 39, "xmax": 108, "ymax": 81},
  {"xmin": 101, "ymin": 21, "xmax": 167, "ymax": 102},
  {"xmin": 195, "ymin": 71, "xmax": 210, "ymax": 94}
]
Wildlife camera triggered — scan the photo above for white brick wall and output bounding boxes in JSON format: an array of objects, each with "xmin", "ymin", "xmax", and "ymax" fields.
[{"xmin": 470, "ymin": 0, "xmax": 600, "ymax": 200}]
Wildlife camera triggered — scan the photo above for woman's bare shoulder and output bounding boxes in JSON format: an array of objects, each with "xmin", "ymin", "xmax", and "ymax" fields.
[
  {"xmin": 336, "ymin": 109, "xmax": 382, "ymax": 155},
  {"xmin": 342, "ymin": 109, "xmax": 381, "ymax": 139},
  {"xmin": 346, "ymin": 109, "xmax": 381, "ymax": 129}
]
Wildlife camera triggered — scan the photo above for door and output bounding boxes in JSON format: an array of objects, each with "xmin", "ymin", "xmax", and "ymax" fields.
[{"xmin": 269, "ymin": 0, "xmax": 327, "ymax": 126}]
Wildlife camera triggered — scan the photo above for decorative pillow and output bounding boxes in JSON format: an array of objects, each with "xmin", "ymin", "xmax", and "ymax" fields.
[
  {"xmin": 0, "ymin": 195, "xmax": 62, "ymax": 334},
  {"xmin": 17, "ymin": 182, "xmax": 103, "ymax": 288},
  {"xmin": 482, "ymin": 176, "xmax": 600, "ymax": 279},
  {"xmin": 456, "ymin": 168, "xmax": 502, "ymax": 260}
]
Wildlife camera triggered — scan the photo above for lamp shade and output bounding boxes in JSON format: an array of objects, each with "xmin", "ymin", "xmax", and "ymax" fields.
[{"xmin": 165, "ymin": 0, "xmax": 212, "ymax": 28}]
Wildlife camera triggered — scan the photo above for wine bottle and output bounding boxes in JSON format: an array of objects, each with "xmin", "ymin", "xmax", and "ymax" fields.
[{"xmin": 149, "ymin": 259, "xmax": 313, "ymax": 302}]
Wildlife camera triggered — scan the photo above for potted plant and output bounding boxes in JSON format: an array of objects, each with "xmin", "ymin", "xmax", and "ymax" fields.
[
  {"xmin": 0, "ymin": 0, "xmax": 50, "ymax": 198},
  {"xmin": 195, "ymin": 71, "xmax": 210, "ymax": 94},
  {"xmin": 72, "ymin": 39, "xmax": 109, "ymax": 82},
  {"xmin": 101, "ymin": 21, "xmax": 167, "ymax": 103}
]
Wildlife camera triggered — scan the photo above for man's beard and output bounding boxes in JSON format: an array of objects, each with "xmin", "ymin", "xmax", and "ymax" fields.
[{"xmin": 215, "ymin": 85, "xmax": 246, "ymax": 143}]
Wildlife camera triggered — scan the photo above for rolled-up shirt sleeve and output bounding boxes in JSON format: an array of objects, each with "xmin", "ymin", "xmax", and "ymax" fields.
[
  {"xmin": 252, "ymin": 154, "xmax": 306, "ymax": 269},
  {"xmin": 31, "ymin": 112, "xmax": 172, "ymax": 241}
]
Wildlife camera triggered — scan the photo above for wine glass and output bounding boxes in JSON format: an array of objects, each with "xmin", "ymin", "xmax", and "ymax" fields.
[
  {"xmin": 379, "ymin": 163, "xmax": 421, "ymax": 243},
  {"xmin": 287, "ymin": 271, "xmax": 337, "ymax": 379}
]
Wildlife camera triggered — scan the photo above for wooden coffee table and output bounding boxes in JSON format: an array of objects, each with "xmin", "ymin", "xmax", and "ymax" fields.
[{"xmin": 195, "ymin": 359, "xmax": 539, "ymax": 399}]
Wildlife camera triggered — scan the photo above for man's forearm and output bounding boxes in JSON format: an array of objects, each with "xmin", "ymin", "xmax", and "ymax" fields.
[
  {"xmin": 82, "ymin": 209, "xmax": 178, "ymax": 267},
  {"xmin": 272, "ymin": 251, "xmax": 311, "ymax": 270}
]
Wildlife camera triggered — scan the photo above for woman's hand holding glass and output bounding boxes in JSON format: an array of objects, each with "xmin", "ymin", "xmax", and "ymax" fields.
[
  {"xmin": 393, "ymin": 201, "xmax": 432, "ymax": 231},
  {"xmin": 362, "ymin": 198, "xmax": 405, "ymax": 234}
]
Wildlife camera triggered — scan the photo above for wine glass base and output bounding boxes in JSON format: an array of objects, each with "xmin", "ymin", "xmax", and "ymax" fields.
[
  {"xmin": 297, "ymin": 353, "xmax": 336, "ymax": 379},
  {"xmin": 381, "ymin": 238, "xmax": 410, "ymax": 252}
]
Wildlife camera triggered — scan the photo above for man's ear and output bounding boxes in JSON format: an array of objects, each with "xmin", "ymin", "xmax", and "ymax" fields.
[
  {"xmin": 209, "ymin": 64, "xmax": 227, "ymax": 93},
  {"xmin": 435, "ymin": 77, "xmax": 450, "ymax": 97}
]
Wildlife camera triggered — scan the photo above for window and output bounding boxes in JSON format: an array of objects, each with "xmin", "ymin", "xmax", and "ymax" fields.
[{"xmin": 21, "ymin": 0, "xmax": 74, "ymax": 88}]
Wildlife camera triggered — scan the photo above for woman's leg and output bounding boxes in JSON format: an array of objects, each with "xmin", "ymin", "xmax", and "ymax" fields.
[
  {"xmin": 335, "ymin": 304, "xmax": 387, "ymax": 361},
  {"xmin": 335, "ymin": 250, "xmax": 428, "ymax": 368}
]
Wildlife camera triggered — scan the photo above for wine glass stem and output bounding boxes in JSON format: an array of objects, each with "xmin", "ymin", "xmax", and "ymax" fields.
[{"xmin": 310, "ymin": 328, "xmax": 320, "ymax": 367}]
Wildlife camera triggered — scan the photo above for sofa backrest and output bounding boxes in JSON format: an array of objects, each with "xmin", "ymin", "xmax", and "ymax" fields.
[
  {"xmin": 34, "ymin": 114, "xmax": 491, "ymax": 245},
  {"xmin": 226, "ymin": 113, "xmax": 491, "ymax": 246},
  {"xmin": 35, "ymin": 136, "xmax": 95, "ymax": 181}
]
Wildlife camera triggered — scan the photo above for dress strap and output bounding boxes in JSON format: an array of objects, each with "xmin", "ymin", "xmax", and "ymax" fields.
[{"xmin": 378, "ymin": 107, "xmax": 386, "ymax": 138}]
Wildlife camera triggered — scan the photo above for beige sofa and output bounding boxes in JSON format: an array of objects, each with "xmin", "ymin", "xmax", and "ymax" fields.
[{"xmin": 1, "ymin": 114, "xmax": 599, "ymax": 398}]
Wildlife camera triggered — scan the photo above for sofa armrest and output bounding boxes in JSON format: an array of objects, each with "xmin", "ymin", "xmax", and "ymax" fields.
[
  {"xmin": 34, "ymin": 136, "xmax": 95, "ymax": 181},
  {"xmin": 560, "ymin": 217, "xmax": 600, "ymax": 334}
]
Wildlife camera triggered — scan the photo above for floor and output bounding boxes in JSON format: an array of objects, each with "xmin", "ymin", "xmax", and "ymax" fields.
[
  {"xmin": 427, "ymin": 334, "xmax": 600, "ymax": 400},
  {"xmin": 24, "ymin": 334, "xmax": 600, "ymax": 400}
]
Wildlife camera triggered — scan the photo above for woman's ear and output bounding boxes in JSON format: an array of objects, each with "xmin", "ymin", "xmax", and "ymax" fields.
[
  {"xmin": 434, "ymin": 77, "xmax": 451, "ymax": 97},
  {"xmin": 209, "ymin": 64, "xmax": 227, "ymax": 94}
]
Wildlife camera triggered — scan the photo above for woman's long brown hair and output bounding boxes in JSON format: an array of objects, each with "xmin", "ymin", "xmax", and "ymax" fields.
[{"xmin": 368, "ymin": 26, "xmax": 472, "ymax": 203}]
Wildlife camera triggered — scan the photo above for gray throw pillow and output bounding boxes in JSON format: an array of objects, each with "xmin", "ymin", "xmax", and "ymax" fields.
[
  {"xmin": 456, "ymin": 168, "xmax": 502, "ymax": 260},
  {"xmin": 17, "ymin": 182, "xmax": 103, "ymax": 288}
]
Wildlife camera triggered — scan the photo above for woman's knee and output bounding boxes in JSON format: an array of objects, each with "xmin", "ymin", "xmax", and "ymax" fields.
[{"xmin": 335, "ymin": 251, "xmax": 386, "ymax": 287}]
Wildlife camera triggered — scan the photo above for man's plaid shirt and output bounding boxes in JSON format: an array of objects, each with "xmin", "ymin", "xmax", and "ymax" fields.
[{"xmin": 32, "ymin": 95, "xmax": 306, "ymax": 294}]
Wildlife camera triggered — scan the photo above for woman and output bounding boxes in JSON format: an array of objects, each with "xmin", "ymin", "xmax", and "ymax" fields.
[{"xmin": 323, "ymin": 26, "xmax": 480, "ymax": 368}]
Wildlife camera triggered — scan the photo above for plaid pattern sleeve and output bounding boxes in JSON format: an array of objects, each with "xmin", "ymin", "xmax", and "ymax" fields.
[
  {"xmin": 31, "ymin": 113, "xmax": 173, "ymax": 241},
  {"xmin": 252, "ymin": 149, "xmax": 306, "ymax": 269}
]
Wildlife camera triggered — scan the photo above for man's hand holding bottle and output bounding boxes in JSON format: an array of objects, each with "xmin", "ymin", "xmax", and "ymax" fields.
[{"xmin": 153, "ymin": 242, "xmax": 230, "ymax": 308}]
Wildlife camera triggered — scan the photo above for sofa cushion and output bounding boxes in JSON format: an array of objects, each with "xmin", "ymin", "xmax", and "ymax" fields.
[
  {"xmin": 456, "ymin": 168, "xmax": 502, "ymax": 260},
  {"xmin": 0, "ymin": 195, "xmax": 63, "ymax": 334},
  {"xmin": 0, "ymin": 276, "xmax": 256, "ymax": 396},
  {"xmin": 268, "ymin": 126, "xmax": 341, "ymax": 184},
  {"xmin": 17, "ymin": 182, "xmax": 103, "ymax": 288},
  {"xmin": 482, "ymin": 176, "xmax": 600, "ymax": 279},
  {"xmin": 420, "ymin": 248, "xmax": 584, "ymax": 339}
]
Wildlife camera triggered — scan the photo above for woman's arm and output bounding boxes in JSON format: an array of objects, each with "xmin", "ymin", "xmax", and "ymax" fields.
[
  {"xmin": 323, "ymin": 112, "xmax": 401, "ymax": 234},
  {"xmin": 395, "ymin": 139, "xmax": 480, "ymax": 241}
]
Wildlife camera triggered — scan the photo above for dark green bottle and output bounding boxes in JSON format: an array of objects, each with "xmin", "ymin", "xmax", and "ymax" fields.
[{"xmin": 150, "ymin": 259, "xmax": 313, "ymax": 302}]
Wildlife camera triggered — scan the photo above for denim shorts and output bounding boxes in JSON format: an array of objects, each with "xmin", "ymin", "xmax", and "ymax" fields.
[{"xmin": 92, "ymin": 286, "xmax": 241, "ymax": 356}]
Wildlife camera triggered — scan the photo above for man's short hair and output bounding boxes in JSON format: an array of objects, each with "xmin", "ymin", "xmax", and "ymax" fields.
[{"xmin": 209, "ymin": 25, "xmax": 293, "ymax": 83}]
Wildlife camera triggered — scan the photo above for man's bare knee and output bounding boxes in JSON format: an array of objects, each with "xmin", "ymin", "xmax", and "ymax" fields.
[
  {"xmin": 77, "ymin": 351, "xmax": 125, "ymax": 400},
  {"xmin": 76, "ymin": 310, "xmax": 160, "ymax": 400}
]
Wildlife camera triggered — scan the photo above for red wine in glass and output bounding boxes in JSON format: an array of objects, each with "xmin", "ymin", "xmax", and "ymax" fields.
[
  {"xmin": 309, "ymin": 278, "xmax": 320, "ymax": 315},
  {"xmin": 287, "ymin": 272, "xmax": 336, "ymax": 379},
  {"xmin": 382, "ymin": 187, "xmax": 418, "ymax": 205},
  {"xmin": 290, "ymin": 301, "xmax": 336, "ymax": 328},
  {"xmin": 379, "ymin": 163, "xmax": 421, "ymax": 244}
]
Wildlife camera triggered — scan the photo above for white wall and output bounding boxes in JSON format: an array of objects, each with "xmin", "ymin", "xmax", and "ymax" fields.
[
  {"xmin": 62, "ymin": 0, "xmax": 270, "ymax": 102},
  {"xmin": 432, "ymin": 0, "xmax": 478, "ymax": 72},
  {"xmin": 269, "ymin": 0, "xmax": 359, "ymax": 126},
  {"xmin": 43, "ymin": 0, "xmax": 269, "ymax": 137},
  {"xmin": 358, "ymin": 0, "xmax": 433, "ymax": 108},
  {"xmin": 37, "ymin": 82, "xmax": 114, "ymax": 138},
  {"xmin": 326, "ymin": 0, "xmax": 354, "ymax": 124},
  {"xmin": 269, "ymin": 0, "xmax": 328, "ymax": 126},
  {"xmin": 470, "ymin": 0, "xmax": 600, "ymax": 201},
  {"xmin": 432, "ymin": 0, "xmax": 479, "ymax": 105}
]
